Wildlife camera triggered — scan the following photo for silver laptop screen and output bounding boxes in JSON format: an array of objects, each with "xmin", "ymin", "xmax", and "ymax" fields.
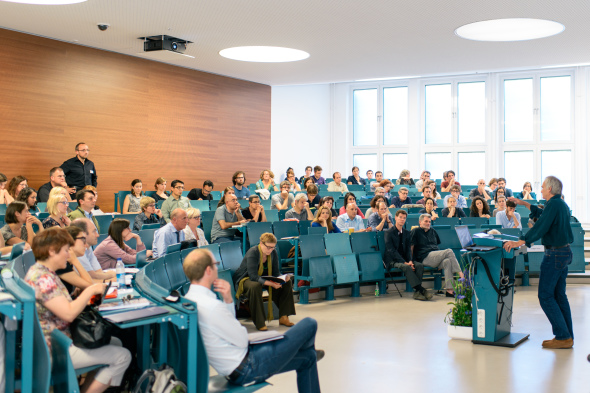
[{"xmin": 455, "ymin": 225, "xmax": 473, "ymax": 248}]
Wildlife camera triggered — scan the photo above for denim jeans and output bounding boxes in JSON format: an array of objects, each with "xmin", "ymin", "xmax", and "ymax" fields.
[
  {"xmin": 538, "ymin": 247, "xmax": 574, "ymax": 340},
  {"xmin": 231, "ymin": 317, "xmax": 320, "ymax": 393}
]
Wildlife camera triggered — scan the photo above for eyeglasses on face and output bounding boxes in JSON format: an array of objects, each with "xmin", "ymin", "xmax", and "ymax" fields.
[
  {"xmin": 262, "ymin": 242, "xmax": 276, "ymax": 251},
  {"xmin": 174, "ymin": 186, "xmax": 185, "ymax": 190},
  {"xmin": 191, "ymin": 216, "xmax": 201, "ymax": 219},
  {"xmin": 76, "ymin": 236, "xmax": 86, "ymax": 244},
  {"xmin": 58, "ymin": 201, "xmax": 69, "ymax": 205}
]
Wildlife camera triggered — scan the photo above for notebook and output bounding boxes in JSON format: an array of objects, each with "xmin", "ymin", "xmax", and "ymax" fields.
[
  {"xmin": 455, "ymin": 226, "xmax": 497, "ymax": 251},
  {"xmin": 103, "ymin": 306, "xmax": 169, "ymax": 323}
]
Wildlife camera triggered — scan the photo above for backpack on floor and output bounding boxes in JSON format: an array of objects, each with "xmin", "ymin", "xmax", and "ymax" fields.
[{"xmin": 132, "ymin": 364, "xmax": 187, "ymax": 393}]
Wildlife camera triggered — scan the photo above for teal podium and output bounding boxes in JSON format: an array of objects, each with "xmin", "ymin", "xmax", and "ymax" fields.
[{"xmin": 469, "ymin": 235, "xmax": 530, "ymax": 347}]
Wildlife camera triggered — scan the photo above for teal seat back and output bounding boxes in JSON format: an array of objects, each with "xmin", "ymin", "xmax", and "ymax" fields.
[
  {"xmin": 94, "ymin": 214, "xmax": 113, "ymax": 234},
  {"xmin": 299, "ymin": 235, "xmax": 327, "ymax": 276},
  {"xmin": 350, "ymin": 232, "xmax": 378, "ymax": 254},
  {"xmin": 136, "ymin": 249, "xmax": 148, "ymax": 269},
  {"xmin": 151, "ymin": 257, "xmax": 172, "ymax": 290},
  {"xmin": 309, "ymin": 256, "xmax": 334, "ymax": 288},
  {"xmin": 138, "ymin": 228, "xmax": 157, "ymax": 250},
  {"xmin": 308, "ymin": 226, "xmax": 328, "ymax": 235},
  {"xmin": 357, "ymin": 252, "xmax": 386, "ymax": 282},
  {"xmin": 22, "ymin": 250, "xmax": 36, "ymax": 274},
  {"xmin": 124, "ymin": 236, "xmax": 137, "ymax": 250},
  {"xmin": 116, "ymin": 191, "xmax": 131, "ymax": 213},
  {"xmin": 265, "ymin": 209, "xmax": 279, "ymax": 222},
  {"xmin": 156, "ymin": 200, "xmax": 164, "ymax": 209},
  {"xmin": 481, "ymin": 224, "xmax": 501, "ymax": 229},
  {"xmin": 189, "ymin": 200, "xmax": 211, "ymax": 211},
  {"xmin": 199, "ymin": 243, "xmax": 222, "ymax": 266},
  {"xmin": 461, "ymin": 217, "xmax": 488, "ymax": 227},
  {"xmin": 272, "ymin": 221, "xmax": 299, "ymax": 240},
  {"xmin": 50, "ymin": 329, "xmax": 81, "ymax": 393},
  {"xmin": 347, "ymin": 184, "xmax": 364, "ymax": 191},
  {"xmin": 332, "ymin": 254, "xmax": 359, "ymax": 284},
  {"xmin": 298, "ymin": 220, "xmax": 312, "ymax": 235},
  {"xmin": 11, "ymin": 255, "xmax": 26, "ymax": 278},
  {"xmin": 219, "ymin": 241, "xmax": 244, "ymax": 274},
  {"xmin": 201, "ymin": 211, "xmax": 216, "ymax": 243},
  {"xmin": 216, "ymin": 269, "xmax": 236, "ymax": 303},
  {"xmin": 405, "ymin": 216, "xmax": 419, "ymax": 230},
  {"xmin": 141, "ymin": 223, "xmax": 160, "ymax": 230},
  {"xmin": 276, "ymin": 240, "xmax": 294, "ymax": 267},
  {"xmin": 324, "ymin": 233, "xmax": 352, "ymax": 255},
  {"xmin": 0, "ymin": 205, "xmax": 7, "ymax": 215},
  {"xmin": 166, "ymin": 243, "xmax": 181, "ymax": 254},
  {"xmin": 375, "ymin": 231, "xmax": 386, "ymax": 259},
  {"xmin": 246, "ymin": 222, "xmax": 273, "ymax": 247},
  {"xmin": 165, "ymin": 252, "xmax": 187, "ymax": 291},
  {"xmin": 32, "ymin": 312, "xmax": 51, "ymax": 393},
  {"xmin": 435, "ymin": 217, "xmax": 460, "ymax": 228},
  {"xmin": 277, "ymin": 209, "xmax": 288, "ymax": 221},
  {"xmin": 238, "ymin": 199, "xmax": 249, "ymax": 209},
  {"xmin": 10, "ymin": 242, "xmax": 26, "ymax": 260}
]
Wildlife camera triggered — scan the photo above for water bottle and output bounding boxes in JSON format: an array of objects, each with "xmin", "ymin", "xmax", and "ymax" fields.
[
  {"xmin": 116, "ymin": 258, "xmax": 125, "ymax": 288},
  {"xmin": 374, "ymin": 283, "xmax": 380, "ymax": 297}
]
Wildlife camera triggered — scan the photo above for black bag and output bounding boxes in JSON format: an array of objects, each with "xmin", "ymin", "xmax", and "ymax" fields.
[{"xmin": 70, "ymin": 307, "xmax": 113, "ymax": 349}]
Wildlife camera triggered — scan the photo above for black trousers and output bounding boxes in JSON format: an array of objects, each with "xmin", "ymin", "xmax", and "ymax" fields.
[
  {"xmin": 393, "ymin": 261, "xmax": 424, "ymax": 288},
  {"xmin": 242, "ymin": 279, "xmax": 296, "ymax": 329}
]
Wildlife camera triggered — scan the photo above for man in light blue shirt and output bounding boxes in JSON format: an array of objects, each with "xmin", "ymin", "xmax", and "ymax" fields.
[
  {"xmin": 336, "ymin": 203, "xmax": 370, "ymax": 233},
  {"xmin": 152, "ymin": 208, "xmax": 187, "ymax": 258},
  {"xmin": 443, "ymin": 185, "xmax": 467, "ymax": 208},
  {"xmin": 496, "ymin": 200, "xmax": 522, "ymax": 229}
]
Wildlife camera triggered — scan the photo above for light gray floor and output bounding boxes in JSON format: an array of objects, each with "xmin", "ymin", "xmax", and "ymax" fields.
[{"xmin": 234, "ymin": 284, "xmax": 590, "ymax": 393}]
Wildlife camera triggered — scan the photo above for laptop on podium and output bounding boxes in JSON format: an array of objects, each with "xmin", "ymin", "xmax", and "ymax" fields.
[{"xmin": 455, "ymin": 225, "xmax": 497, "ymax": 252}]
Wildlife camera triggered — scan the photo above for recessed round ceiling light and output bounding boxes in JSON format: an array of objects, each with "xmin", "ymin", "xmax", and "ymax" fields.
[
  {"xmin": 455, "ymin": 18, "xmax": 564, "ymax": 42},
  {"xmin": 0, "ymin": 0, "xmax": 86, "ymax": 3},
  {"xmin": 219, "ymin": 46, "xmax": 309, "ymax": 63}
]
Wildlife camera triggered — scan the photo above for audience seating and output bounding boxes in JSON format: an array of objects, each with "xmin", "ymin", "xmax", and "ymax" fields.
[
  {"xmin": 114, "ymin": 191, "xmax": 131, "ymax": 213},
  {"xmin": 200, "ymin": 243, "xmax": 222, "ymax": 264},
  {"xmin": 140, "ymin": 223, "xmax": 160, "ymax": 230},
  {"xmin": 189, "ymin": 200, "xmax": 210, "ymax": 212},
  {"xmin": 246, "ymin": 222, "xmax": 273, "ymax": 247},
  {"xmin": 308, "ymin": 226, "xmax": 328, "ymax": 235},
  {"xmin": 272, "ymin": 221, "xmax": 298, "ymax": 240},
  {"xmin": 94, "ymin": 214, "xmax": 114, "ymax": 234},
  {"xmin": 219, "ymin": 240, "xmax": 243, "ymax": 274},
  {"xmin": 265, "ymin": 209, "xmax": 279, "ymax": 222},
  {"xmin": 138, "ymin": 228, "xmax": 157, "ymax": 250},
  {"xmin": 210, "ymin": 191, "xmax": 222, "ymax": 200},
  {"xmin": 165, "ymin": 252, "xmax": 188, "ymax": 292},
  {"xmin": 278, "ymin": 209, "xmax": 288, "ymax": 221},
  {"xmin": 0, "ymin": 205, "xmax": 7, "ymax": 214},
  {"xmin": 297, "ymin": 234, "xmax": 335, "ymax": 304},
  {"xmin": 324, "ymin": 233, "xmax": 361, "ymax": 296},
  {"xmin": 9, "ymin": 242, "xmax": 26, "ymax": 260},
  {"xmin": 201, "ymin": 211, "xmax": 216, "ymax": 243}
]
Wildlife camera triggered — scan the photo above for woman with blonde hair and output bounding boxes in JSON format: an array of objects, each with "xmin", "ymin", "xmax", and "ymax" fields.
[
  {"xmin": 255, "ymin": 169, "xmax": 279, "ymax": 191},
  {"xmin": 183, "ymin": 207, "xmax": 208, "ymax": 247},
  {"xmin": 233, "ymin": 232, "xmax": 296, "ymax": 331},
  {"xmin": 153, "ymin": 177, "xmax": 169, "ymax": 203},
  {"xmin": 311, "ymin": 207, "xmax": 341, "ymax": 233},
  {"xmin": 43, "ymin": 194, "xmax": 71, "ymax": 229},
  {"xmin": 133, "ymin": 196, "xmax": 166, "ymax": 231},
  {"xmin": 45, "ymin": 187, "xmax": 73, "ymax": 213}
]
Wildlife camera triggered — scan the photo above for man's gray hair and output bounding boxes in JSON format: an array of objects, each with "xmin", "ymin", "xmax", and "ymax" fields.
[
  {"xmin": 544, "ymin": 176, "xmax": 562, "ymax": 195},
  {"xmin": 399, "ymin": 187, "xmax": 408, "ymax": 192},
  {"xmin": 294, "ymin": 193, "xmax": 308, "ymax": 202},
  {"xmin": 418, "ymin": 214, "xmax": 431, "ymax": 222}
]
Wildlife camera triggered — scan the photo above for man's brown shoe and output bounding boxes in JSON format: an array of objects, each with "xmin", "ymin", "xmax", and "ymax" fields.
[
  {"xmin": 542, "ymin": 338, "xmax": 556, "ymax": 345},
  {"xmin": 279, "ymin": 316, "xmax": 295, "ymax": 327},
  {"xmin": 258, "ymin": 325, "xmax": 268, "ymax": 331},
  {"xmin": 542, "ymin": 338, "xmax": 573, "ymax": 349}
]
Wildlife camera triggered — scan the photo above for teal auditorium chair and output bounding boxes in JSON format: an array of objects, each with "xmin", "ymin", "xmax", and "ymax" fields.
[
  {"xmin": 323, "ymin": 233, "xmax": 360, "ymax": 296},
  {"xmin": 265, "ymin": 209, "xmax": 279, "ymax": 222},
  {"xmin": 140, "ymin": 223, "xmax": 161, "ymax": 230},
  {"xmin": 210, "ymin": 191, "xmax": 222, "ymax": 200},
  {"xmin": 433, "ymin": 217, "xmax": 460, "ymax": 228},
  {"xmin": 10, "ymin": 242, "xmax": 26, "ymax": 260},
  {"xmin": 165, "ymin": 252, "xmax": 188, "ymax": 292},
  {"xmin": 151, "ymin": 257, "xmax": 172, "ymax": 290},
  {"xmin": 138, "ymin": 228, "xmax": 157, "ymax": 250},
  {"xmin": 190, "ymin": 200, "xmax": 211, "ymax": 212},
  {"xmin": 308, "ymin": 226, "xmax": 328, "ymax": 235},
  {"xmin": 278, "ymin": 209, "xmax": 288, "ymax": 221},
  {"xmin": 246, "ymin": 222, "xmax": 273, "ymax": 247},
  {"xmin": 0, "ymin": 205, "xmax": 6, "ymax": 214},
  {"xmin": 260, "ymin": 198, "xmax": 272, "ymax": 211},
  {"xmin": 349, "ymin": 231, "xmax": 388, "ymax": 295},
  {"xmin": 298, "ymin": 220, "xmax": 312, "ymax": 236},
  {"xmin": 216, "ymin": 269, "xmax": 237, "ymax": 304},
  {"xmin": 202, "ymin": 211, "xmax": 216, "ymax": 243},
  {"xmin": 10, "ymin": 254, "xmax": 26, "ymax": 279},
  {"xmin": 460, "ymin": 217, "xmax": 488, "ymax": 228},
  {"xmin": 297, "ymin": 235, "xmax": 334, "ymax": 304},
  {"xmin": 219, "ymin": 241, "xmax": 244, "ymax": 274},
  {"xmin": 114, "ymin": 191, "xmax": 131, "ymax": 213},
  {"xmin": 272, "ymin": 221, "xmax": 298, "ymax": 240},
  {"xmin": 570, "ymin": 224, "xmax": 586, "ymax": 273},
  {"xmin": 94, "ymin": 214, "xmax": 113, "ymax": 234},
  {"xmin": 347, "ymin": 184, "xmax": 364, "ymax": 191},
  {"xmin": 200, "ymin": 243, "xmax": 223, "ymax": 264}
]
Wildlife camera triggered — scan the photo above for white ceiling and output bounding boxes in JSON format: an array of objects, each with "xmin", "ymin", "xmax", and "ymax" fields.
[{"xmin": 1, "ymin": 0, "xmax": 589, "ymax": 86}]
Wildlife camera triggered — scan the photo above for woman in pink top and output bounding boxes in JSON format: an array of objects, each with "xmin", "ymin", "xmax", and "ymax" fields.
[{"xmin": 94, "ymin": 218, "xmax": 151, "ymax": 269}]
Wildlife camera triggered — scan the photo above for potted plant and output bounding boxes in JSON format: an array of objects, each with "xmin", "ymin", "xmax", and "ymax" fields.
[{"xmin": 445, "ymin": 266, "xmax": 474, "ymax": 340}]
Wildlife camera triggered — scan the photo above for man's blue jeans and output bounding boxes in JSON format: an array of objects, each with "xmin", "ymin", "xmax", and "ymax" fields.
[
  {"xmin": 231, "ymin": 317, "xmax": 320, "ymax": 393},
  {"xmin": 538, "ymin": 247, "xmax": 574, "ymax": 340}
]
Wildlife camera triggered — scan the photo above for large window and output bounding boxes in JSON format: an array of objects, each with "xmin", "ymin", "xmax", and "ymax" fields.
[
  {"xmin": 383, "ymin": 87, "xmax": 408, "ymax": 145},
  {"xmin": 352, "ymin": 154, "xmax": 377, "ymax": 177},
  {"xmin": 383, "ymin": 154, "xmax": 408, "ymax": 180},
  {"xmin": 458, "ymin": 152, "xmax": 485, "ymax": 185},
  {"xmin": 353, "ymin": 89, "xmax": 377, "ymax": 146},
  {"xmin": 457, "ymin": 82, "xmax": 486, "ymax": 144},
  {"xmin": 424, "ymin": 153, "xmax": 451, "ymax": 180},
  {"xmin": 504, "ymin": 151, "xmax": 534, "ymax": 195},
  {"xmin": 541, "ymin": 150, "xmax": 572, "ymax": 205},
  {"xmin": 504, "ymin": 78, "xmax": 534, "ymax": 142},
  {"xmin": 425, "ymin": 84, "xmax": 452, "ymax": 144},
  {"xmin": 540, "ymin": 76, "xmax": 571, "ymax": 141}
]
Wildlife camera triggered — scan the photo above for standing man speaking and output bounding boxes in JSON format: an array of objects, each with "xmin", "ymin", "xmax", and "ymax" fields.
[
  {"xmin": 504, "ymin": 176, "xmax": 574, "ymax": 349},
  {"xmin": 61, "ymin": 142, "xmax": 97, "ymax": 198}
]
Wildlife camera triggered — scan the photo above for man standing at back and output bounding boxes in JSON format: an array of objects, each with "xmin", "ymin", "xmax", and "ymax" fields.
[
  {"xmin": 504, "ymin": 176, "xmax": 574, "ymax": 349},
  {"xmin": 61, "ymin": 143, "xmax": 97, "ymax": 199},
  {"xmin": 183, "ymin": 248, "xmax": 322, "ymax": 392}
]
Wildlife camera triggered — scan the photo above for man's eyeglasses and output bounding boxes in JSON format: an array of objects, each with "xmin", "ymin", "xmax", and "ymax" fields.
[
  {"xmin": 76, "ymin": 236, "xmax": 86, "ymax": 244},
  {"xmin": 174, "ymin": 186, "xmax": 185, "ymax": 190},
  {"xmin": 58, "ymin": 201, "xmax": 69, "ymax": 205},
  {"xmin": 77, "ymin": 149, "xmax": 90, "ymax": 152},
  {"xmin": 148, "ymin": 204, "xmax": 156, "ymax": 208}
]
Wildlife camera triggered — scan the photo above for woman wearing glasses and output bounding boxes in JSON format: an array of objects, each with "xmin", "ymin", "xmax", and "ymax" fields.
[
  {"xmin": 183, "ymin": 208, "xmax": 208, "ymax": 247},
  {"xmin": 43, "ymin": 194, "xmax": 71, "ymax": 229},
  {"xmin": 233, "ymin": 232, "xmax": 296, "ymax": 331},
  {"xmin": 44, "ymin": 187, "xmax": 74, "ymax": 213},
  {"xmin": 94, "ymin": 219, "xmax": 149, "ymax": 269},
  {"xmin": 133, "ymin": 197, "xmax": 166, "ymax": 231},
  {"xmin": 56, "ymin": 226, "xmax": 95, "ymax": 294}
]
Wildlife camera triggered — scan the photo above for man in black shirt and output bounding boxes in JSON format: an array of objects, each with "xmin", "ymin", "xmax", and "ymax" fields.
[
  {"xmin": 61, "ymin": 143, "xmax": 97, "ymax": 198},
  {"xmin": 384, "ymin": 210, "xmax": 432, "ymax": 301},
  {"xmin": 411, "ymin": 214, "xmax": 463, "ymax": 297},
  {"xmin": 37, "ymin": 167, "xmax": 75, "ymax": 202},
  {"xmin": 187, "ymin": 180, "xmax": 214, "ymax": 201},
  {"xmin": 241, "ymin": 195, "xmax": 266, "ymax": 222}
]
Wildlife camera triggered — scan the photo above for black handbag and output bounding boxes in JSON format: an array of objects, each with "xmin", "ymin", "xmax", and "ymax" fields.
[{"xmin": 70, "ymin": 306, "xmax": 113, "ymax": 349}]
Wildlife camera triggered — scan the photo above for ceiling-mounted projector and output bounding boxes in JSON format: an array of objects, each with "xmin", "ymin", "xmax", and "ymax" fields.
[{"xmin": 139, "ymin": 35, "xmax": 192, "ymax": 54}]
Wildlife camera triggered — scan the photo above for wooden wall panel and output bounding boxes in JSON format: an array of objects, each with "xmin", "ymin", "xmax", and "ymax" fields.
[{"xmin": 0, "ymin": 28, "xmax": 271, "ymax": 212}]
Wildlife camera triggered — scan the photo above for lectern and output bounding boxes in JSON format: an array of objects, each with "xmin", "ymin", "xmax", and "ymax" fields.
[{"xmin": 469, "ymin": 235, "xmax": 530, "ymax": 347}]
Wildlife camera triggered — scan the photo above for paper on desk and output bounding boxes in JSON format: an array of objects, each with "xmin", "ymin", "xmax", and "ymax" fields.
[
  {"xmin": 104, "ymin": 268, "xmax": 139, "ymax": 274},
  {"xmin": 248, "ymin": 330, "xmax": 284, "ymax": 344}
]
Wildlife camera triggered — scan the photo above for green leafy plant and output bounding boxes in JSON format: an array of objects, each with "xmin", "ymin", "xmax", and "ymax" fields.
[{"xmin": 444, "ymin": 266, "xmax": 473, "ymax": 327}]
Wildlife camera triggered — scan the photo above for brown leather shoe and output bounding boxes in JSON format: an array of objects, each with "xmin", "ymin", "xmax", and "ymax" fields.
[
  {"xmin": 258, "ymin": 325, "xmax": 268, "ymax": 331},
  {"xmin": 279, "ymin": 316, "xmax": 295, "ymax": 327},
  {"xmin": 542, "ymin": 338, "xmax": 573, "ymax": 349},
  {"xmin": 542, "ymin": 338, "xmax": 556, "ymax": 344}
]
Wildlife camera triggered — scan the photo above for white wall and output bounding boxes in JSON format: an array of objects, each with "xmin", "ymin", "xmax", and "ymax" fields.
[{"xmin": 271, "ymin": 84, "xmax": 332, "ymax": 180}]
